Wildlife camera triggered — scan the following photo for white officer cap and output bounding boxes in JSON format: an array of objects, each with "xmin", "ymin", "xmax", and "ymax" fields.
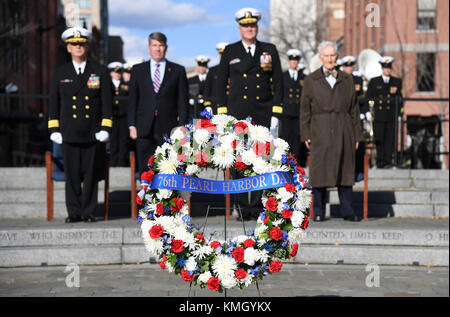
[
  {"xmin": 196, "ymin": 55, "xmax": 210, "ymax": 66},
  {"xmin": 108, "ymin": 62, "xmax": 123, "ymax": 72},
  {"xmin": 216, "ymin": 42, "xmax": 228, "ymax": 54},
  {"xmin": 61, "ymin": 27, "xmax": 91, "ymax": 44},
  {"xmin": 286, "ymin": 49, "xmax": 302, "ymax": 60},
  {"xmin": 235, "ymin": 8, "xmax": 261, "ymax": 25},
  {"xmin": 122, "ymin": 63, "xmax": 133, "ymax": 73},
  {"xmin": 379, "ymin": 56, "xmax": 395, "ymax": 67},
  {"xmin": 336, "ymin": 58, "xmax": 343, "ymax": 66},
  {"xmin": 341, "ymin": 55, "xmax": 357, "ymax": 66},
  {"xmin": 298, "ymin": 63, "xmax": 306, "ymax": 71}
]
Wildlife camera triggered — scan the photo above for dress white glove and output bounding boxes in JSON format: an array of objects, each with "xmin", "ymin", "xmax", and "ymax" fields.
[
  {"xmin": 50, "ymin": 132, "xmax": 63, "ymax": 144},
  {"xmin": 189, "ymin": 98, "xmax": 195, "ymax": 106},
  {"xmin": 365, "ymin": 112, "xmax": 372, "ymax": 121},
  {"xmin": 270, "ymin": 116, "xmax": 279, "ymax": 138},
  {"xmin": 95, "ymin": 130, "xmax": 110, "ymax": 143}
]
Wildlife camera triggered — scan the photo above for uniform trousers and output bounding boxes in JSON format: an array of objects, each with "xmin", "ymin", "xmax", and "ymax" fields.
[
  {"xmin": 280, "ymin": 115, "xmax": 308, "ymax": 167},
  {"xmin": 313, "ymin": 186, "xmax": 355, "ymax": 218},
  {"xmin": 62, "ymin": 142, "xmax": 105, "ymax": 218},
  {"xmin": 374, "ymin": 120, "xmax": 395, "ymax": 167},
  {"xmin": 110, "ymin": 115, "xmax": 130, "ymax": 166}
]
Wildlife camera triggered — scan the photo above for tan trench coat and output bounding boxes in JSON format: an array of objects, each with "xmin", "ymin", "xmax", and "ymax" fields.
[{"xmin": 300, "ymin": 68, "xmax": 363, "ymax": 188}]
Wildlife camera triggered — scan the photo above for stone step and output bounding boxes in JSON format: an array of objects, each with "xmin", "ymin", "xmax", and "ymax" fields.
[{"xmin": 328, "ymin": 203, "xmax": 448, "ymax": 218}]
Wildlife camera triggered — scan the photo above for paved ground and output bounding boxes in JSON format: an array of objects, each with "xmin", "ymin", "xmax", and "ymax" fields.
[{"xmin": 0, "ymin": 263, "xmax": 447, "ymax": 297}]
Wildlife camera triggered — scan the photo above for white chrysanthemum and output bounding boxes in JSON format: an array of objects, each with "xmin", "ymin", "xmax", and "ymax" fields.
[
  {"xmin": 254, "ymin": 223, "xmax": 268, "ymax": 239},
  {"xmin": 156, "ymin": 189, "xmax": 172, "ymax": 200},
  {"xmin": 186, "ymin": 164, "xmax": 199, "ymax": 176},
  {"xmin": 272, "ymin": 218, "xmax": 284, "ymax": 227},
  {"xmin": 155, "ymin": 142, "xmax": 173, "ymax": 158},
  {"xmin": 218, "ymin": 133, "xmax": 236, "ymax": 150},
  {"xmin": 221, "ymin": 275, "xmax": 238, "ymax": 289},
  {"xmin": 211, "ymin": 115, "xmax": 236, "ymax": 134},
  {"xmin": 249, "ymin": 125, "xmax": 271, "ymax": 143},
  {"xmin": 144, "ymin": 237, "xmax": 163, "ymax": 255},
  {"xmin": 232, "ymin": 235, "xmax": 250, "ymax": 244},
  {"xmin": 184, "ymin": 257, "xmax": 197, "ymax": 272},
  {"xmin": 173, "ymin": 226, "xmax": 196, "ymax": 248},
  {"xmin": 295, "ymin": 189, "xmax": 312, "ymax": 212},
  {"xmin": 192, "ymin": 245, "xmax": 214, "ymax": 260},
  {"xmin": 288, "ymin": 228, "xmax": 306, "ymax": 244},
  {"xmin": 271, "ymin": 148, "xmax": 285, "ymax": 161},
  {"xmin": 244, "ymin": 247, "xmax": 259, "ymax": 266},
  {"xmin": 273, "ymin": 138, "xmax": 290, "ymax": 152},
  {"xmin": 259, "ymin": 249, "xmax": 269, "ymax": 263},
  {"xmin": 138, "ymin": 210, "xmax": 148, "ymax": 220},
  {"xmin": 166, "ymin": 262, "xmax": 175, "ymax": 273},
  {"xmin": 212, "ymin": 255, "xmax": 237, "ymax": 279},
  {"xmin": 198, "ymin": 271, "xmax": 212, "ymax": 284},
  {"xmin": 241, "ymin": 149, "xmax": 257, "ymax": 165},
  {"xmin": 253, "ymin": 157, "xmax": 270, "ymax": 174},
  {"xmin": 193, "ymin": 129, "xmax": 210, "ymax": 146},
  {"xmin": 243, "ymin": 273, "xmax": 254, "ymax": 287},
  {"xmin": 158, "ymin": 158, "xmax": 178, "ymax": 174},
  {"xmin": 276, "ymin": 187, "xmax": 294, "ymax": 203},
  {"xmin": 212, "ymin": 145, "xmax": 235, "ymax": 169},
  {"xmin": 170, "ymin": 127, "xmax": 186, "ymax": 142},
  {"xmin": 291, "ymin": 210, "xmax": 305, "ymax": 228}
]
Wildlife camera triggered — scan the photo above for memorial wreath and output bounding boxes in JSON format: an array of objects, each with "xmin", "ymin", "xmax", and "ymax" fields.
[{"xmin": 137, "ymin": 114, "xmax": 312, "ymax": 292}]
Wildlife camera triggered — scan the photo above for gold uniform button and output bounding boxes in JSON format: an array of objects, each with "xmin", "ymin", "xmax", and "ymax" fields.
[
  {"xmin": 289, "ymin": 88, "xmax": 293, "ymax": 92},
  {"xmin": 387, "ymin": 100, "xmax": 391, "ymax": 104},
  {"xmin": 379, "ymin": 106, "xmax": 382, "ymax": 110},
  {"xmin": 244, "ymin": 86, "xmax": 248, "ymax": 90},
  {"xmin": 256, "ymin": 96, "xmax": 260, "ymax": 100},
  {"xmin": 243, "ymin": 73, "xmax": 247, "ymax": 78},
  {"xmin": 289, "ymin": 94, "xmax": 293, "ymax": 98},
  {"xmin": 243, "ymin": 95, "xmax": 247, "ymax": 100},
  {"xmin": 387, "ymin": 106, "xmax": 390, "ymax": 110},
  {"xmin": 256, "ymin": 73, "xmax": 260, "ymax": 78},
  {"xmin": 296, "ymin": 89, "xmax": 300, "ymax": 92},
  {"xmin": 296, "ymin": 94, "xmax": 300, "ymax": 98},
  {"xmin": 379, "ymin": 100, "xmax": 383, "ymax": 104},
  {"xmin": 85, "ymin": 105, "xmax": 90, "ymax": 110},
  {"xmin": 115, "ymin": 91, "xmax": 119, "ymax": 95},
  {"xmin": 72, "ymin": 96, "xmax": 77, "ymax": 100},
  {"xmin": 72, "ymin": 105, "xmax": 76, "ymax": 109},
  {"xmin": 73, "ymin": 114, "xmax": 77, "ymax": 118},
  {"xmin": 115, "ymin": 100, "xmax": 119, "ymax": 104},
  {"xmin": 85, "ymin": 96, "xmax": 89, "ymax": 101},
  {"xmin": 85, "ymin": 114, "xmax": 90, "ymax": 119},
  {"xmin": 226, "ymin": 85, "xmax": 230, "ymax": 89},
  {"xmin": 226, "ymin": 91, "xmax": 230, "ymax": 95},
  {"xmin": 256, "ymin": 85, "xmax": 260, "ymax": 89}
]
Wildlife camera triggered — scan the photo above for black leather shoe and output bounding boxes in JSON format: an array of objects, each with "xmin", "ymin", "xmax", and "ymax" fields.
[
  {"xmin": 83, "ymin": 215, "xmax": 97, "ymax": 223},
  {"xmin": 314, "ymin": 215, "xmax": 326, "ymax": 222},
  {"xmin": 65, "ymin": 216, "xmax": 82, "ymax": 223},
  {"xmin": 343, "ymin": 215, "xmax": 362, "ymax": 222}
]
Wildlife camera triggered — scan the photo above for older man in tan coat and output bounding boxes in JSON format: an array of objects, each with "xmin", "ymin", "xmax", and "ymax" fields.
[{"xmin": 300, "ymin": 41, "xmax": 363, "ymax": 222}]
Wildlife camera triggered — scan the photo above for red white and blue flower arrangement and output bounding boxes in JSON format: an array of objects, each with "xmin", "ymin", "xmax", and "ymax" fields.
[{"xmin": 136, "ymin": 114, "xmax": 311, "ymax": 292}]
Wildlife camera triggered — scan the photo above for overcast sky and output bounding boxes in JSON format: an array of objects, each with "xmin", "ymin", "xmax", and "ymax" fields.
[{"xmin": 108, "ymin": 0, "xmax": 270, "ymax": 69}]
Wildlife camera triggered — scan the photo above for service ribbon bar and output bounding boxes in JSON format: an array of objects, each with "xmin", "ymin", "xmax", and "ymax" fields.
[{"xmin": 151, "ymin": 172, "xmax": 298, "ymax": 194}]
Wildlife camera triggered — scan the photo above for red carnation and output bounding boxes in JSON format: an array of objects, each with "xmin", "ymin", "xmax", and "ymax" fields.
[
  {"xmin": 243, "ymin": 239, "xmax": 255, "ymax": 248},
  {"xmin": 149, "ymin": 224, "xmax": 164, "ymax": 239},
  {"xmin": 269, "ymin": 227, "xmax": 283, "ymax": 241},
  {"xmin": 231, "ymin": 140, "xmax": 240, "ymax": 149},
  {"xmin": 195, "ymin": 233, "xmax": 205, "ymax": 243},
  {"xmin": 301, "ymin": 215, "xmax": 309, "ymax": 230},
  {"xmin": 232, "ymin": 247, "xmax": 245, "ymax": 263},
  {"xmin": 147, "ymin": 155, "xmax": 155, "ymax": 166},
  {"xmin": 170, "ymin": 197, "xmax": 184, "ymax": 212},
  {"xmin": 268, "ymin": 260, "xmax": 283, "ymax": 273},
  {"xmin": 282, "ymin": 209, "xmax": 293, "ymax": 219},
  {"xmin": 235, "ymin": 159, "xmax": 248, "ymax": 170},
  {"xmin": 297, "ymin": 166, "xmax": 306, "ymax": 176},
  {"xmin": 171, "ymin": 239, "xmax": 184, "ymax": 253},
  {"xmin": 159, "ymin": 261, "xmax": 166, "ymax": 270},
  {"xmin": 207, "ymin": 277, "xmax": 221, "ymax": 291},
  {"xmin": 235, "ymin": 121, "xmax": 248, "ymax": 134},
  {"xmin": 289, "ymin": 244, "xmax": 299, "ymax": 258},
  {"xmin": 235, "ymin": 268, "xmax": 247, "ymax": 280},
  {"xmin": 177, "ymin": 153, "xmax": 187, "ymax": 163},
  {"xmin": 284, "ymin": 184, "xmax": 295, "ymax": 193},
  {"xmin": 156, "ymin": 203, "xmax": 165, "ymax": 215},
  {"xmin": 180, "ymin": 270, "xmax": 194, "ymax": 282},
  {"xmin": 162, "ymin": 255, "xmax": 167, "ymax": 262},
  {"xmin": 141, "ymin": 170, "xmax": 155, "ymax": 183},
  {"xmin": 210, "ymin": 241, "xmax": 221, "ymax": 249},
  {"xmin": 265, "ymin": 197, "xmax": 278, "ymax": 212},
  {"xmin": 194, "ymin": 151, "xmax": 209, "ymax": 166},
  {"xmin": 195, "ymin": 119, "xmax": 216, "ymax": 133},
  {"xmin": 253, "ymin": 142, "xmax": 271, "ymax": 156},
  {"xmin": 136, "ymin": 195, "xmax": 142, "ymax": 205}
]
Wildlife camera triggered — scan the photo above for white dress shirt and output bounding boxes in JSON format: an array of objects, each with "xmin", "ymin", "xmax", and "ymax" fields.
[
  {"xmin": 289, "ymin": 69, "xmax": 298, "ymax": 81},
  {"xmin": 150, "ymin": 58, "xmax": 166, "ymax": 83},
  {"xmin": 242, "ymin": 41, "xmax": 256, "ymax": 57},
  {"xmin": 112, "ymin": 79, "xmax": 121, "ymax": 88},
  {"xmin": 323, "ymin": 66, "xmax": 337, "ymax": 88},
  {"xmin": 72, "ymin": 60, "xmax": 87, "ymax": 75},
  {"xmin": 382, "ymin": 75, "xmax": 390, "ymax": 84}
]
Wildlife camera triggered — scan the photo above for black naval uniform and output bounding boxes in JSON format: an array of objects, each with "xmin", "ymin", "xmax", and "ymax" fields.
[
  {"xmin": 280, "ymin": 69, "xmax": 307, "ymax": 166},
  {"xmin": 188, "ymin": 74, "xmax": 208, "ymax": 119},
  {"xmin": 353, "ymin": 73, "xmax": 366, "ymax": 179},
  {"xmin": 111, "ymin": 79, "xmax": 130, "ymax": 166},
  {"xmin": 215, "ymin": 40, "xmax": 283, "ymax": 219},
  {"xmin": 366, "ymin": 75, "xmax": 403, "ymax": 167},
  {"xmin": 48, "ymin": 61, "xmax": 113, "ymax": 220}
]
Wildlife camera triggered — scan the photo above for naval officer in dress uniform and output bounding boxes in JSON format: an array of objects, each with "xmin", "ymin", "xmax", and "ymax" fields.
[
  {"xmin": 215, "ymin": 7, "xmax": 284, "ymax": 220},
  {"xmin": 280, "ymin": 49, "xmax": 307, "ymax": 167},
  {"xmin": 188, "ymin": 55, "xmax": 211, "ymax": 119},
  {"xmin": 48, "ymin": 27, "xmax": 113, "ymax": 223},
  {"xmin": 366, "ymin": 56, "xmax": 403, "ymax": 168}
]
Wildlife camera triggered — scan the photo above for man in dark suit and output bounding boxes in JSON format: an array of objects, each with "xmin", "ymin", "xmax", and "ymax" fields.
[
  {"xmin": 280, "ymin": 49, "xmax": 307, "ymax": 167},
  {"xmin": 366, "ymin": 56, "xmax": 403, "ymax": 168},
  {"xmin": 128, "ymin": 32, "xmax": 189, "ymax": 175},
  {"xmin": 215, "ymin": 8, "xmax": 284, "ymax": 220},
  {"xmin": 108, "ymin": 62, "xmax": 130, "ymax": 166},
  {"xmin": 188, "ymin": 55, "xmax": 211, "ymax": 119},
  {"xmin": 48, "ymin": 27, "xmax": 113, "ymax": 223}
]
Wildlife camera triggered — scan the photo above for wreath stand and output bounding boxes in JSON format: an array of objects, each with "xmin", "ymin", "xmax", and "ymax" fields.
[{"xmin": 187, "ymin": 168, "xmax": 262, "ymax": 297}]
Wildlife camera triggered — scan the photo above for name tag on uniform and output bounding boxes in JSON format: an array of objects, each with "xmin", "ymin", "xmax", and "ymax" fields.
[
  {"xmin": 60, "ymin": 79, "xmax": 73, "ymax": 83},
  {"xmin": 229, "ymin": 58, "xmax": 241, "ymax": 65},
  {"xmin": 87, "ymin": 74, "xmax": 100, "ymax": 89}
]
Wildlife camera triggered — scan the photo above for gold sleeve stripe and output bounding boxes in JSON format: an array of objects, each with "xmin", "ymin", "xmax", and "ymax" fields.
[
  {"xmin": 272, "ymin": 106, "xmax": 283, "ymax": 114},
  {"xmin": 217, "ymin": 106, "xmax": 228, "ymax": 114},
  {"xmin": 101, "ymin": 118, "xmax": 113, "ymax": 127},
  {"xmin": 48, "ymin": 120, "xmax": 59, "ymax": 129},
  {"xmin": 204, "ymin": 101, "xmax": 212, "ymax": 106}
]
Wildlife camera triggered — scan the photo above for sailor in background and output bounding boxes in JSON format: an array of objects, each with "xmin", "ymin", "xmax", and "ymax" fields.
[
  {"xmin": 48, "ymin": 27, "xmax": 112, "ymax": 223},
  {"xmin": 204, "ymin": 42, "xmax": 228, "ymax": 115},
  {"xmin": 108, "ymin": 61, "xmax": 130, "ymax": 166},
  {"xmin": 280, "ymin": 49, "xmax": 307, "ymax": 167},
  {"xmin": 366, "ymin": 56, "xmax": 403, "ymax": 168},
  {"xmin": 188, "ymin": 55, "xmax": 212, "ymax": 119}
]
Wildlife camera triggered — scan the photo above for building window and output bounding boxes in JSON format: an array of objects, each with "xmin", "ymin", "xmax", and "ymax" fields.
[
  {"xmin": 416, "ymin": 53, "xmax": 436, "ymax": 92},
  {"xmin": 79, "ymin": 14, "xmax": 91, "ymax": 29},
  {"xmin": 417, "ymin": 0, "xmax": 437, "ymax": 30},
  {"xmin": 76, "ymin": 0, "xmax": 91, "ymax": 9}
]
